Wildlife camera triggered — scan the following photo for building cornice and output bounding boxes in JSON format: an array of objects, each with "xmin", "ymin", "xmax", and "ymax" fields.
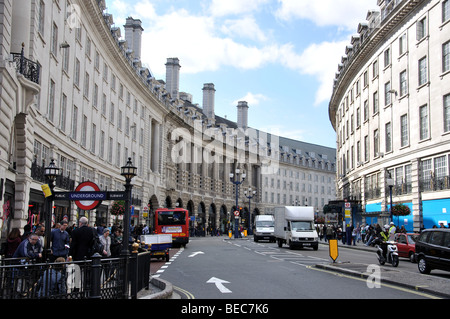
[{"xmin": 328, "ymin": 0, "xmax": 426, "ymax": 131}]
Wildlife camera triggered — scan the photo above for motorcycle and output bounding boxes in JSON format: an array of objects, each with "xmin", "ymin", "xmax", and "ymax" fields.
[{"xmin": 375, "ymin": 238, "xmax": 399, "ymax": 267}]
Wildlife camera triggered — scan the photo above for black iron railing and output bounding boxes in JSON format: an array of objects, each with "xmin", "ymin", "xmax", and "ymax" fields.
[
  {"xmin": 11, "ymin": 48, "xmax": 40, "ymax": 84},
  {"xmin": 0, "ymin": 251, "xmax": 151, "ymax": 299},
  {"xmin": 31, "ymin": 159, "xmax": 76, "ymax": 191}
]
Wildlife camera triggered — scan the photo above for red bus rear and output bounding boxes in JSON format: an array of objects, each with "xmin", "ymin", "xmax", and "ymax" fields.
[{"xmin": 154, "ymin": 208, "xmax": 189, "ymax": 247}]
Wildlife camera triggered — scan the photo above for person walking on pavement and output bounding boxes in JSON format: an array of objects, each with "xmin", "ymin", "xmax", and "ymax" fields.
[
  {"xmin": 69, "ymin": 216, "xmax": 94, "ymax": 261},
  {"xmin": 326, "ymin": 225, "xmax": 334, "ymax": 241}
]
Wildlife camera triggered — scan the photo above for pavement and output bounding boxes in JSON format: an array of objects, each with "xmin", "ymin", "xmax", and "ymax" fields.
[
  {"xmin": 316, "ymin": 239, "xmax": 450, "ymax": 299},
  {"xmin": 138, "ymin": 236, "xmax": 450, "ymax": 299}
]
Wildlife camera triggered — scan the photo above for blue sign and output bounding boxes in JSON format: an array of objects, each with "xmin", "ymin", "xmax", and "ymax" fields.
[{"xmin": 69, "ymin": 192, "xmax": 107, "ymax": 201}]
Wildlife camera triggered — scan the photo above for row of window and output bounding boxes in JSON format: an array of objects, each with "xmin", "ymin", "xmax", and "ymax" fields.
[
  {"xmin": 339, "ymin": 41, "xmax": 449, "ymax": 149},
  {"xmin": 341, "ymin": 93, "xmax": 450, "ymax": 174},
  {"xmin": 349, "ymin": 151, "xmax": 450, "ymax": 197},
  {"xmin": 337, "ymin": 1, "xmax": 450, "ymax": 132},
  {"xmin": 263, "ymin": 193, "xmax": 329, "ymax": 208}
]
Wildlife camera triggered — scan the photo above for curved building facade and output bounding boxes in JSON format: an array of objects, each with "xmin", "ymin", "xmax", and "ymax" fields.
[
  {"xmin": 0, "ymin": 0, "xmax": 336, "ymax": 239},
  {"xmin": 329, "ymin": 0, "xmax": 450, "ymax": 231}
]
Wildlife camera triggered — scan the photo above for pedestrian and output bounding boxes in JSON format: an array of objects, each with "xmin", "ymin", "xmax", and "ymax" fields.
[
  {"xmin": 361, "ymin": 224, "xmax": 366, "ymax": 243},
  {"xmin": 50, "ymin": 220, "xmax": 70, "ymax": 261},
  {"xmin": 326, "ymin": 225, "xmax": 334, "ymax": 241},
  {"xmin": 96, "ymin": 223, "xmax": 104, "ymax": 236},
  {"xmin": 69, "ymin": 216, "xmax": 95, "ymax": 261},
  {"xmin": 99, "ymin": 228, "xmax": 111, "ymax": 257},
  {"xmin": 365, "ymin": 225, "xmax": 376, "ymax": 246},
  {"xmin": 352, "ymin": 226, "xmax": 357, "ymax": 246},
  {"xmin": 34, "ymin": 224, "xmax": 45, "ymax": 254},
  {"xmin": 346, "ymin": 224, "xmax": 353, "ymax": 245},
  {"xmin": 37, "ymin": 257, "xmax": 67, "ymax": 298},
  {"xmin": 13, "ymin": 233, "xmax": 42, "ymax": 260},
  {"xmin": 21, "ymin": 224, "xmax": 32, "ymax": 241},
  {"xmin": 388, "ymin": 222, "xmax": 396, "ymax": 241},
  {"xmin": 142, "ymin": 224, "xmax": 150, "ymax": 235},
  {"xmin": 5, "ymin": 228, "xmax": 22, "ymax": 258},
  {"xmin": 110, "ymin": 228, "xmax": 123, "ymax": 257}
]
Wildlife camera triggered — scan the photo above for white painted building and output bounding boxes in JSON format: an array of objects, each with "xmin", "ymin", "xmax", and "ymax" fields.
[
  {"xmin": 329, "ymin": 0, "xmax": 450, "ymax": 231},
  {"xmin": 0, "ymin": 0, "xmax": 336, "ymax": 240}
]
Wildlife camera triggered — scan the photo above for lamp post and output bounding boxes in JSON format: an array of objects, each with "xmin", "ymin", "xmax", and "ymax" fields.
[
  {"xmin": 244, "ymin": 187, "xmax": 257, "ymax": 236},
  {"xmin": 230, "ymin": 169, "xmax": 246, "ymax": 239},
  {"xmin": 386, "ymin": 173, "xmax": 394, "ymax": 224},
  {"xmin": 44, "ymin": 159, "xmax": 60, "ymax": 260},
  {"xmin": 120, "ymin": 157, "xmax": 137, "ymax": 298}
]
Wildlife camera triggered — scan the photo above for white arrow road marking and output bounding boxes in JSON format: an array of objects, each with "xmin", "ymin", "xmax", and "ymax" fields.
[
  {"xmin": 207, "ymin": 277, "xmax": 232, "ymax": 294},
  {"xmin": 188, "ymin": 251, "xmax": 205, "ymax": 258}
]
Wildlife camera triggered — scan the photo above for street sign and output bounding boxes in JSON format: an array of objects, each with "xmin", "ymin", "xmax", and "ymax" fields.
[
  {"xmin": 234, "ymin": 210, "xmax": 240, "ymax": 217},
  {"xmin": 329, "ymin": 239, "xmax": 339, "ymax": 263},
  {"xmin": 74, "ymin": 181, "xmax": 102, "ymax": 211}
]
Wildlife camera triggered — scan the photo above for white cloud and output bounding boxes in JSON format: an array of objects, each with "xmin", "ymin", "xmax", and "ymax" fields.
[
  {"xmin": 233, "ymin": 92, "xmax": 269, "ymax": 106},
  {"xmin": 133, "ymin": 0, "xmax": 157, "ymax": 20},
  {"xmin": 259, "ymin": 125, "xmax": 306, "ymax": 142},
  {"xmin": 295, "ymin": 41, "xmax": 348, "ymax": 106},
  {"xmin": 221, "ymin": 16, "xmax": 269, "ymax": 42},
  {"xmin": 210, "ymin": 0, "xmax": 271, "ymax": 17},
  {"xmin": 110, "ymin": 0, "xmax": 365, "ymax": 106},
  {"xmin": 137, "ymin": 9, "xmax": 278, "ymax": 76},
  {"xmin": 276, "ymin": 0, "xmax": 376, "ymax": 30}
]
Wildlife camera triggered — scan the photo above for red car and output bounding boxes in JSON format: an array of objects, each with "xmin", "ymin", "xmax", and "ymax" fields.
[{"xmin": 395, "ymin": 233, "xmax": 420, "ymax": 262}]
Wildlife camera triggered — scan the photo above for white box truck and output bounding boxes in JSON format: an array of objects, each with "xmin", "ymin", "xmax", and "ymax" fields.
[
  {"xmin": 253, "ymin": 215, "xmax": 275, "ymax": 242},
  {"xmin": 274, "ymin": 206, "xmax": 319, "ymax": 250}
]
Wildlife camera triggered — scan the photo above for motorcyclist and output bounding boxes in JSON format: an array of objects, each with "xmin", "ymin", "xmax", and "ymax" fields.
[{"xmin": 379, "ymin": 225, "xmax": 390, "ymax": 260}]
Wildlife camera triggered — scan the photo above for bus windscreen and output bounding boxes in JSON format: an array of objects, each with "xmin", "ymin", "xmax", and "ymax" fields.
[{"xmin": 157, "ymin": 211, "xmax": 186, "ymax": 226}]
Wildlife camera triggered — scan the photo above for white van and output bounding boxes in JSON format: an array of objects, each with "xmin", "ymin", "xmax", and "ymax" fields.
[
  {"xmin": 274, "ymin": 206, "xmax": 319, "ymax": 250},
  {"xmin": 254, "ymin": 215, "xmax": 275, "ymax": 242}
]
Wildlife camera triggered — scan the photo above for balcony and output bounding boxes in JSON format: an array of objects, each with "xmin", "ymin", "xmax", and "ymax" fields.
[
  {"xmin": 31, "ymin": 159, "xmax": 75, "ymax": 191},
  {"xmin": 11, "ymin": 49, "xmax": 40, "ymax": 85},
  {"xmin": 420, "ymin": 176, "xmax": 450, "ymax": 192}
]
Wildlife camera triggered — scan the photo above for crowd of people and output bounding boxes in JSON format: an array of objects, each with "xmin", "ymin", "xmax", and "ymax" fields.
[
  {"xmin": 1, "ymin": 217, "xmax": 131, "ymax": 262},
  {"xmin": 317, "ymin": 221, "xmax": 449, "ymax": 247},
  {"xmin": 317, "ymin": 222, "xmax": 408, "ymax": 246}
]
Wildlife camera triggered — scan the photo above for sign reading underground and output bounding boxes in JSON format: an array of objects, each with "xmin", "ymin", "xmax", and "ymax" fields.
[{"xmin": 73, "ymin": 181, "xmax": 105, "ymax": 210}]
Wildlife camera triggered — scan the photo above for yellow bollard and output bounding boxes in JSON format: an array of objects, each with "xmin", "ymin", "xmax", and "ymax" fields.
[
  {"xmin": 228, "ymin": 230, "xmax": 232, "ymax": 238},
  {"xmin": 244, "ymin": 230, "xmax": 247, "ymax": 237}
]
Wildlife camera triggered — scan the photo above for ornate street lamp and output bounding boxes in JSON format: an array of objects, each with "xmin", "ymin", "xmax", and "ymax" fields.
[
  {"xmin": 386, "ymin": 173, "xmax": 394, "ymax": 224},
  {"xmin": 44, "ymin": 159, "xmax": 60, "ymax": 259},
  {"xmin": 230, "ymin": 169, "xmax": 246, "ymax": 238},
  {"xmin": 120, "ymin": 157, "xmax": 137, "ymax": 299},
  {"xmin": 244, "ymin": 187, "xmax": 257, "ymax": 235}
]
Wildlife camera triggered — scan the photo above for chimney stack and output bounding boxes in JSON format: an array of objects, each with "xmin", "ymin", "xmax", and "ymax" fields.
[
  {"xmin": 237, "ymin": 101, "xmax": 249, "ymax": 129},
  {"xmin": 124, "ymin": 17, "xmax": 144, "ymax": 61},
  {"xmin": 166, "ymin": 58, "xmax": 181, "ymax": 100},
  {"xmin": 203, "ymin": 83, "xmax": 216, "ymax": 121}
]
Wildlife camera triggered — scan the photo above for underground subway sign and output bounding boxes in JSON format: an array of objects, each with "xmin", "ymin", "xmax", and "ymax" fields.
[{"xmin": 73, "ymin": 181, "xmax": 105, "ymax": 210}]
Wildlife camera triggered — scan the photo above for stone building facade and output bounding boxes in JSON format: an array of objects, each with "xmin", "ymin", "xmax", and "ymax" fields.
[
  {"xmin": 329, "ymin": 0, "xmax": 450, "ymax": 231},
  {"xmin": 0, "ymin": 0, "xmax": 336, "ymax": 239}
]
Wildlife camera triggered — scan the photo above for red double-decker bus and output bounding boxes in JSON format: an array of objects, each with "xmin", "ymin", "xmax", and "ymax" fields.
[{"xmin": 154, "ymin": 208, "xmax": 189, "ymax": 247}]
